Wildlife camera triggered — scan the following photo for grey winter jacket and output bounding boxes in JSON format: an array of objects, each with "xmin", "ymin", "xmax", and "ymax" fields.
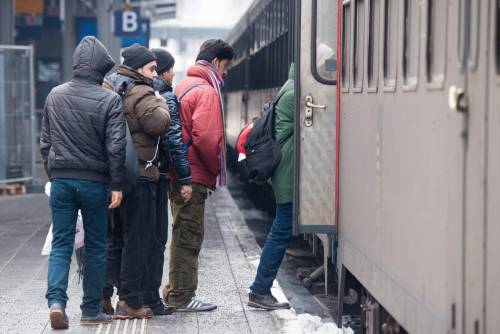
[
  {"xmin": 153, "ymin": 77, "xmax": 192, "ymax": 185},
  {"xmin": 40, "ymin": 36, "xmax": 126, "ymax": 190}
]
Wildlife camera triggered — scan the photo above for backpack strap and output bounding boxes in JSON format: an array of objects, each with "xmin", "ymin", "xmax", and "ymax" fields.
[
  {"xmin": 117, "ymin": 81, "xmax": 128, "ymax": 97},
  {"xmin": 116, "ymin": 78, "xmax": 161, "ymax": 169},
  {"xmin": 178, "ymin": 82, "xmax": 207, "ymax": 101},
  {"xmin": 177, "ymin": 82, "xmax": 208, "ymax": 153}
]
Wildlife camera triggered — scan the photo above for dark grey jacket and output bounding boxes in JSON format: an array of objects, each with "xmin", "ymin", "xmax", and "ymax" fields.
[
  {"xmin": 153, "ymin": 78, "xmax": 192, "ymax": 185},
  {"xmin": 40, "ymin": 36, "xmax": 126, "ymax": 190}
]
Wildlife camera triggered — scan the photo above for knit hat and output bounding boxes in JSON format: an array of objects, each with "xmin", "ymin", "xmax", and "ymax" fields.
[
  {"xmin": 122, "ymin": 43, "xmax": 157, "ymax": 70},
  {"xmin": 151, "ymin": 48, "xmax": 175, "ymax": 74}
]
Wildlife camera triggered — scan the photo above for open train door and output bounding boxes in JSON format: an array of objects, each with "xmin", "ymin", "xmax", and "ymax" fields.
[{"xmin": 293, "ymin": 0, "xmax": 339, "ymax": 271}]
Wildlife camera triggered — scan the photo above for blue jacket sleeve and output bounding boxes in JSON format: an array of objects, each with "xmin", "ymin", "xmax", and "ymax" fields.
[{"xmin": 164, "ymin": 92, "xmax": 191, "ymax": 185}]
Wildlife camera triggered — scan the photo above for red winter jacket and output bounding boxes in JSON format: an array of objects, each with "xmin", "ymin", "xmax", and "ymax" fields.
[{"xmin": 174, "ymin": 65, "xmax": 224, "ymax": 188}]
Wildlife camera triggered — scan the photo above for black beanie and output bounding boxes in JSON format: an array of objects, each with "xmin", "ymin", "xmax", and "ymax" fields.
[
  {"xmin": 122, "ymin": 43, "xmax": 157, "ymax": 70},
  {"xmin": 151, "ymin": 48, "xmax": 175, "ymax": 74}
]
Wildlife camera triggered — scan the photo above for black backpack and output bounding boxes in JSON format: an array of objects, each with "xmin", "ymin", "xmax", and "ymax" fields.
[{"xmin": 240, "ymin": 85, "xmax": 290, "ymax": 185}]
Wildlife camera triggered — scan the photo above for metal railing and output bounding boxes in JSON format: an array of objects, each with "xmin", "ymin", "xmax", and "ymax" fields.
[{"xmin": 0, "ymin": 45, "xmax": 35, "ymax": 184}]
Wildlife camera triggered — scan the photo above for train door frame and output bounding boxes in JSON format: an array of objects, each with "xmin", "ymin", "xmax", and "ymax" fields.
[
  {"xmin": 485, "ymin": 1, "xmax": 500, "ymax": 332},
  {"xmin": 462, "ymin": 1, "xmax": 492, "ymax": 333}
]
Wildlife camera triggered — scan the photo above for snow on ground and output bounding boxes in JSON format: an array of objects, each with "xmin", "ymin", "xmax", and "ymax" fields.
[
  {"xmin": 249, "ymin": 258, "xmax": 354, "ymax": 334},
  {"xmin": 281, "ymin": 313, "xmax": 354, "ymax": 334}
]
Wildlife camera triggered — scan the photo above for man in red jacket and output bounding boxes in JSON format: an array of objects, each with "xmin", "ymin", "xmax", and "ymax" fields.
[{"xmin": 163, "ymin": 39, "xmax": 235, "ymax": 312}]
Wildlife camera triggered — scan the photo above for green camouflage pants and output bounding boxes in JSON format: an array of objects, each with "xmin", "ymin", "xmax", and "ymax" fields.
[{"xmin": 162, "ymin": 180, "xmax": 207, "ymax": 306}]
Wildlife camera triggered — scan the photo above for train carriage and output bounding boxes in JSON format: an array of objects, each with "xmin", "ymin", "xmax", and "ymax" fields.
[{"xmin": 224, "ymin": 0, "xmax": 500, "ymax": 333}]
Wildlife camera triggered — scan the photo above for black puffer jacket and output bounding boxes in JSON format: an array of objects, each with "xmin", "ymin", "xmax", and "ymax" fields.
[
  {"xmin": 40, "ymin": 36, "xmax": 126, "ymax": 190},
  {"xmin": 153, "ymin": 77, "xmax": 192, "ymax": 185}
]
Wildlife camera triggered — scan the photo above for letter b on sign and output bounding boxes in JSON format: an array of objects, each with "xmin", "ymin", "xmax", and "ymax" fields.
[
  {"xmin": 123, "ymin": 11, "xmax": 138, "ymax": 33},
  {"xmin": 115, "ymin": 9, "xmax": 142, "ymax": 36}
]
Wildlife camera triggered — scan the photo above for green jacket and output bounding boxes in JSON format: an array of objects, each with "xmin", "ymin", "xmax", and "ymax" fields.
[{"xmin": 271, "ymin": 64, "xmax": 295, "ymax": 204}]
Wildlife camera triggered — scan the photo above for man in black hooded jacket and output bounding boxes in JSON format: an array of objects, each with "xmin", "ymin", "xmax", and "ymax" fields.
[{"xmin": 40, "ymin": 36, "xmax": 125, "ymax": 329}]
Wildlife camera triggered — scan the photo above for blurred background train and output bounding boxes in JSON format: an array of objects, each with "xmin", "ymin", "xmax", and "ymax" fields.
[{"xmin": 223, "ymin": 0, "xmax": 500, "ymax": 333}]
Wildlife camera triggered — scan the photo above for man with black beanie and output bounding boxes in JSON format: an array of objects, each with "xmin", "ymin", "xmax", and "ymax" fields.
[
  {"xmin": 101, "ymin": 43, "xmax": 171, "ymax": 319},
  {"xmin": 124, "ymin": 48, "xmax": 192, "ymax": 316}
]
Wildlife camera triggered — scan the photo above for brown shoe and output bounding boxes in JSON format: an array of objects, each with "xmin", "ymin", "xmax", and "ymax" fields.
[
  {"xmin": 49, "ymin": 303, "xmax": 69, "ymax": 330},
  {"xmin": 114, "ymin": 300, "xmax": 153, "ymax": 319},
  {"xmin": 101, "ymin": 298, "xmax": 115, "ymax": 315}
]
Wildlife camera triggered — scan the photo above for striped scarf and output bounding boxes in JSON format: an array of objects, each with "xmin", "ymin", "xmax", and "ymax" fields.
[{"xmin": 196, "ymin": 60, "xmax": 227, "ymax": 187}]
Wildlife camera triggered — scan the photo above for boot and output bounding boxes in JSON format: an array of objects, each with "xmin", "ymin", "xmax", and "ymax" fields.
[{"xmin": 114, "ymin": 300, "xmax": 153, "ymax": 319}]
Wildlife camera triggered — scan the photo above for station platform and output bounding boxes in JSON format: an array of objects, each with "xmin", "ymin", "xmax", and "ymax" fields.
[{"xmin": 0, "ymin": 187, "xmax": 333, "ymax": 334}]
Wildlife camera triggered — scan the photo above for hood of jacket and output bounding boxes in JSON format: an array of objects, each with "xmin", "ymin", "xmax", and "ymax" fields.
[
  {"xmin": 153, "ymin": 77, "xmax": 173, "ymax": 94},
  {"xmin": 288, "ymin": 63, "xmax": 295, "ymax": 81},
  {"xmin": 73, "ymin": 36, "xmax": 115, "ymax": 84},
  {"xmin": 116, "ymin": 64, "xmax": 153, "ymax": 87}
]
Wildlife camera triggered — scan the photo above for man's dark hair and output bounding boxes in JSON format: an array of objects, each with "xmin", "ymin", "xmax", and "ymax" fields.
[{"xmin": 196, "ymin": 39, "xmax": 236, "ymax": 62}]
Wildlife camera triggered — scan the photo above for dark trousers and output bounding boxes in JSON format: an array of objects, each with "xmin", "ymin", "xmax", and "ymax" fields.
[
  {"xmin": 103, "ymin": 209, "xmax": 123, "ymax": 299},
  {"xmin": 142, "ymin": 176, "xmax": 169, "ymax": 307},
  {"xmin": 250, "ymin": 203, "xmax": 293, "ymax": 295},
  {"xmin": 46, "ymin": 179, "xmax": 108, "ymax": 317},
  {"xmin": 118, "ymin": 177, "xmax": 158, "ymax": 308},
  {"xmin": 163, "ymin": 181, "xmax": 207, "ymax": 306}
]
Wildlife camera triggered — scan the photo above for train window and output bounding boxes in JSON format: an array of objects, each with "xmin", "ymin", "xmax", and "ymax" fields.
[
  {"xmin": 341, "ymin": 1, "xmax": 351, "ymax": 89},
  {"xmin": 383, "ymin": 0, "xmax": 398, "ymax": 90},
  {"xmin": 352, "ymin": 0, "xmax": 365, "ymax": 90},
  {"xmin": 497, "ymin": 0, "xmax": 500, "ymax": 75},
  {"xmin": 367, "ymin": 0, "xmax": 380, "ymax": 91},
  {"xmin": 313, "ymin": 0, "xmax": 338, "ymax": 85},
  {"xmin": 402, "ymin": 0, "xmax": 419, "ymax": 89},
  {"xmin": 426, "ymin": 0, "xmax": 447, "ymax": 87}
]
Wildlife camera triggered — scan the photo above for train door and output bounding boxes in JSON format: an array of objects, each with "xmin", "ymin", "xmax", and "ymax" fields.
[
  {"xmin": 485, "ymin": 1, "xmax": 500, "ymax": 333},
  {"xmin": 294, "ymin": 0, "xmax": 338, "ymax": 236}
]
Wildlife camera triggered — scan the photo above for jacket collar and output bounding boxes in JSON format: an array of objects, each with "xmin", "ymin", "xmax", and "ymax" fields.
[
  {"xmin": 116, "ymin": 65, "xmax": 153, "ymax": 86},
  {"xmin": 153, "ymin": 77, "xmax": 172, "ymax": 94}
]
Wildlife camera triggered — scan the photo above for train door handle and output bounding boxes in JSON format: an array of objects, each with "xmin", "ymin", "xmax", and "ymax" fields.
[
  {"xmin": 449, "ymin": 86, "xmax": 468, "ymax": 113},
  {"xmin": 305, "ymin": 95, "xmax": 326, "ymax": 127}
]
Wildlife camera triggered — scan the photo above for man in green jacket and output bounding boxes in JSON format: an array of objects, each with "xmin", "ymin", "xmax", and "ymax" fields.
[{"xmin": 248, "ymin": 64, "xmax": 295, "ymax": 310}]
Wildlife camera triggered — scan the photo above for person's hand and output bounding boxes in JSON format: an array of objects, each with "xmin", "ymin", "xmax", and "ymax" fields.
[
  {"xmin": 109, "ymin": 191, "xmax": 123, "ymax": 209},
  {"xmin": 155, "ymin": 91, "xmax": 166, "ymax": 102},
  {"xmin": 180, "ymin": 185, "xmax": 193, "ymax": 203}
]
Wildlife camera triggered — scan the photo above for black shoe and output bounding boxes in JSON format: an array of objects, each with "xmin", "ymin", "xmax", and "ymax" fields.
[
  {"xmin": 248, "ymin": 291, "xmax": 291, "ymax": 310},
  {"xmin": 148, "ymin": 301, "xmax": 174, "ymax": 316}
]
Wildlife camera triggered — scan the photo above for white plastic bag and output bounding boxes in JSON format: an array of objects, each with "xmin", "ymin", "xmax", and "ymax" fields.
[{"xmin": 41, "ymin": 182, "xmax": 85, "ymax": 256}]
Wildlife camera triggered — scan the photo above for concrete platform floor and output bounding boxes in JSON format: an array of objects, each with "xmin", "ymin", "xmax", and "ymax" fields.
[{"xmin": 0, "ymin": 187, "xmax": 286, "ymax": 334}]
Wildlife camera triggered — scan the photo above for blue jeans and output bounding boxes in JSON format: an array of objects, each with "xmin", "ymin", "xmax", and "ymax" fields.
[
  {"xmin": 250, "ymin": 203, "xmax": 293, "ymax": 294},
  {"xmin": 46, "ymin": 179, "xmax": 109, "ymax": 316}
]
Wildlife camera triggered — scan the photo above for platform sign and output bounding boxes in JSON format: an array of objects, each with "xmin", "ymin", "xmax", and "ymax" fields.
[
  {"xmin": 114, "ymin": 9, "xmax": 142, "ymax": 37},
  {"xmin": 122, "ymin": 19, "xmax": 150, "ymax": 48}
]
